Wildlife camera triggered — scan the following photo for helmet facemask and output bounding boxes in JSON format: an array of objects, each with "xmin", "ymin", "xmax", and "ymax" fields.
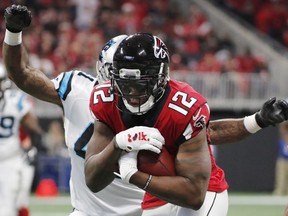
[
  {"xmin": 111, "ymin": 33, "xmax": 170, "ymax": 115},
  {"xmin": 111, "ymin": 62, "xmax": 168, "ymax": 115},
  {"xmin": 96, "ymin": 61, "xmax": 113, "ymax": 84}
]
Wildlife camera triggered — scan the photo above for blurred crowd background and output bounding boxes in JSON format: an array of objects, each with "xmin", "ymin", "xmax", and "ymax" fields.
[
  {"xmin": 0, "ymin": 0, "xmax": 276, "ymax": 77},
  {"xmin": 1, "ymin": 0, "xmax": 287, "ymax": 113},
  {"xmin": 2, "ymin": 0, "xmax": 288, "ymax": 194}
]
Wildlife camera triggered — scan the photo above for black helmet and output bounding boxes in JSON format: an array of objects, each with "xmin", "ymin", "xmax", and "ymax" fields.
[{"xmin": 111, "ymin": 33, "xmax": 170, "ymax": 114}]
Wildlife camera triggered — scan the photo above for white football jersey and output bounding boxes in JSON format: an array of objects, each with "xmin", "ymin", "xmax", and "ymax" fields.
[
  {"xmin": 0, "ymin": 89, "xmax": 31, "ymax": 160},
  {"xmin": 52, "ymin": 70, "xmax": 144, "ymax": 216}
]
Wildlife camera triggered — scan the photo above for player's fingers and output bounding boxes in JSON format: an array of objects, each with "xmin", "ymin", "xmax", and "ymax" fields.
[
  {"xmin": 149, "ymin": 138, "xmax": 164, "ymax": 149},
  {"xmin": 278, "ymin": 100, "xmax": 288, "ymax": 120},
  {"xmin": 269, "ymin": 97, "xmax": 276, "ymax": 104},
  {"xmin": 135, "ymin": 127, "xmax": 165, "ymax": 143},
  {"xmin": 150, "ymin": 130, "xmax": 165, "ymax": 144},
  {"xmin": 139, "ymin": 144, "xmax": 161, "ymax": 154},
  {"xmin": 264, "ymin": 97, "xmax": 276, "ymax": 109}
]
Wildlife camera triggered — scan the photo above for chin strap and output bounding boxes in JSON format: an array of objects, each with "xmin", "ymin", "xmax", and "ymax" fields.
[{"xmin": 123, "ymin": 95, "xmax": 155, "ymax": 115}]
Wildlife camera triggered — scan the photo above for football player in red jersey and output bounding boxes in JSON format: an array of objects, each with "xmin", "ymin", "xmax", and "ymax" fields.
[
  {"xmin": 3, "ymin": 5, "xmax": 288, "ymax": 215},
  {"xmin": 87, "ymin": 33, "xmax": 225, "ymax": 215},
  {"xmin": 86, "ymin": 33, "xmax": 288, "ymax": 215}
]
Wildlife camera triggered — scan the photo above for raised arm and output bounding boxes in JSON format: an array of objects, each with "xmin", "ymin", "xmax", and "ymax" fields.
[
  {"xmin": 3, "ymin": 5, "xmax": 61, "ymax": 106},
  {"xmin": 209, "ymin": 97, "xmax": 288, "ymax": 144}
]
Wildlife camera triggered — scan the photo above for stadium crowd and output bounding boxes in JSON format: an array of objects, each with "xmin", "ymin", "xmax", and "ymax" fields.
[
  {"xmin": 0, "ymin": 0, "xmax": 269, "ymax": 79},
  {"xmin": 213, "ymin": 0, "xmax": 288, "ymax": 48}
]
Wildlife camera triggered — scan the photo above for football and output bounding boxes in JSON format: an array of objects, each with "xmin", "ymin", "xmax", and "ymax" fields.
[{"xmin": 137, "ymin": 146, "xmax": 176, "ymax": 176}]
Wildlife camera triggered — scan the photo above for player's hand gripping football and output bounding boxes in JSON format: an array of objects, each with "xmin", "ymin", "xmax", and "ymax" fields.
[
  {"xmin": 256, "ymin": 97, "xmax": 288, "ymax": 127},
  {"xmin": 114, "ymin": 151, "xmax": 138, "ymax": 183},
  {"xmin": 4, "ymin": 4, "xmax": 32, "ymax": 33},
  {"xmin": 115, "ymin": 126, "xmax": 164, "ymax": 153}
]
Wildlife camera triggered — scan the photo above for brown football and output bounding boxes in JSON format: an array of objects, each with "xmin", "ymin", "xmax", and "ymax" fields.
[{"xmin": 137, "ymin": 147, "xmax": 176, "ymax": 176}]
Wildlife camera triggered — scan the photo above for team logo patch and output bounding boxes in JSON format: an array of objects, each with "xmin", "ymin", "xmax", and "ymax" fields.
[
  {"xmin": 153, "ymin": 36, "xmax": 169, "ymax": 59},
  {"xmin": 194, "ymin": 115, "xmax": 206, "ymax": 129},
  {"xmin": 99, "ymin": 39, "xmax": 116, "ymax": 62}
]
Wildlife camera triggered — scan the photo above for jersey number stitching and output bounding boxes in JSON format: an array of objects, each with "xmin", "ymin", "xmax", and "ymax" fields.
[
  {"xmin": 0, "ymin": 116, "xmax": 15, "ymax": 138},
  {"xmin": 168, "ymin": 91, "xmax": 197, "ymax": 116},
  {"xmin": 92, "ymin": 84, "xmax": 113, "ymax": 104}
]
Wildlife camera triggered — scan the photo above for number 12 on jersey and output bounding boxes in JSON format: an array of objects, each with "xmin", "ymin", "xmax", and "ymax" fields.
[{"xmin": 168, "ymin": 91, "xmax": 197, "ymax": 116}]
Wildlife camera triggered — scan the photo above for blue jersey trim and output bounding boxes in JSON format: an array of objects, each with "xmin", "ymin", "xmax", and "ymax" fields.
[
  {"xmin": 73, "ymin": 122, "xmax": 94, "ymax": 159},
  {"xmin": 59, "ymin": 71, "xmax": 73, "ymax": 99},
  {"xmin": 17, "ymin": 95, "xmax": 24, "ymax": 111}
]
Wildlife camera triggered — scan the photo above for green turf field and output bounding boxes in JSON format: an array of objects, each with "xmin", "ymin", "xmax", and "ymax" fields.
[{"xmin": 30, "ymin": 193, "xmax": 287, "ymax": 216}]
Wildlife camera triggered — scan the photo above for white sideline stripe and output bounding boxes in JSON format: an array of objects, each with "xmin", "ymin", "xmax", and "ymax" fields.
[
  {"xmin": 32, "ymin": 214, "xmax": 65, "ymax": 216},
  {"xmin": 229, "ymin": 195, "xmax": 288, "ymax": 205},
  {"xmin": 30, "ymin": 195, "xmax": 288, "ymax": 206},
  {"xmin": 31, "ymin": 196, "xmax": 71, "ymax": 205}
]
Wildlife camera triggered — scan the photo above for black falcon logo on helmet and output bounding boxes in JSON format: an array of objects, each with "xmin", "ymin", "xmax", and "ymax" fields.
[{"xmin": 153, "ymin": 37, "xmax": 169, "ymax": 60}]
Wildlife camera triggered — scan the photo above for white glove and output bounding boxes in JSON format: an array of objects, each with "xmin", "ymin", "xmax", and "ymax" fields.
[
  {"xmin": 115, "ymin": 126, "xmax": 164, "ymax": 153},
  {"xmin": 115, "ymin": 151, "xmax": 138, "ymax": 183}
]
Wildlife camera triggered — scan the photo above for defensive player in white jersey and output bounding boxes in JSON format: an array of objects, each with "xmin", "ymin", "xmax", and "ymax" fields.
[
  {"xmin": 51, "ymin": 65, "xmax": 144, "ymax": 215},
  {"xmin": 0, "ymin": 64, "xmax": 42, "ymax": 216},
  {"xmin": 3, "ymin": 6, "xmax": 145, "ymax": 216},
  {"xmin": 3, "ymin": 4, "xmax": 288, "ymax": 216}
]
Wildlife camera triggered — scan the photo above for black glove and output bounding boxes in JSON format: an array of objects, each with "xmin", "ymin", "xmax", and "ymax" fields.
[
  {"xmin": 4, "ymin": 4, "xmax": 32, "ymax": 33},
  {"xmin": 255, "ymin": 97, "xmax": 288, "ymax": 128}
]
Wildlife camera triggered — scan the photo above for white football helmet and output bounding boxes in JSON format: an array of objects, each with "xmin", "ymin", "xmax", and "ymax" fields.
[{"xmin": 96, "ymin": 35, "xmax": 128, "ymax": 84}]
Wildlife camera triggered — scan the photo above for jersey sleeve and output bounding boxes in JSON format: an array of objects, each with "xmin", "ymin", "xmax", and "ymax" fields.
[
  {"xmin": 191, "ymin": 102, "xmax": 210, "ymax": 137},
  {"xmin": 178, "ymin": 88, "xmax": 210, "ymax": 143},
  {"xmin": 51, "ymin": 71, "xmax": 73, "ymax": 101},
  {"xmin": 180, "ymin": 102, "xmax": 210, "ymax": 142},
  {"xmin": 89, "ymin": 82, "xmax": 115, "ymax": 126},
  {"xmin": 51, "ymin": 70, "xmax": 97, "ymax": 114}
]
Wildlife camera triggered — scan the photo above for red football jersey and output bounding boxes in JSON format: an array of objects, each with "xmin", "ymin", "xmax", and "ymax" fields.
[{"xmin": 90, "ymin": 80, "xmax": 229, "ymax": 209}]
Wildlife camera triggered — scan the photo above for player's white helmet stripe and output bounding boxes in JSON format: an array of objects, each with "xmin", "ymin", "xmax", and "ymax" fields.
[{"xmin": 96, "ymin": 35, "xmax": 128, "ymax": 84}]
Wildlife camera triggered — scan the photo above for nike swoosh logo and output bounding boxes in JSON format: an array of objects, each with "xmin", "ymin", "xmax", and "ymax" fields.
[{"xmin": 192, "ymin": 108, "xmax": 202, "ymax": 121}]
